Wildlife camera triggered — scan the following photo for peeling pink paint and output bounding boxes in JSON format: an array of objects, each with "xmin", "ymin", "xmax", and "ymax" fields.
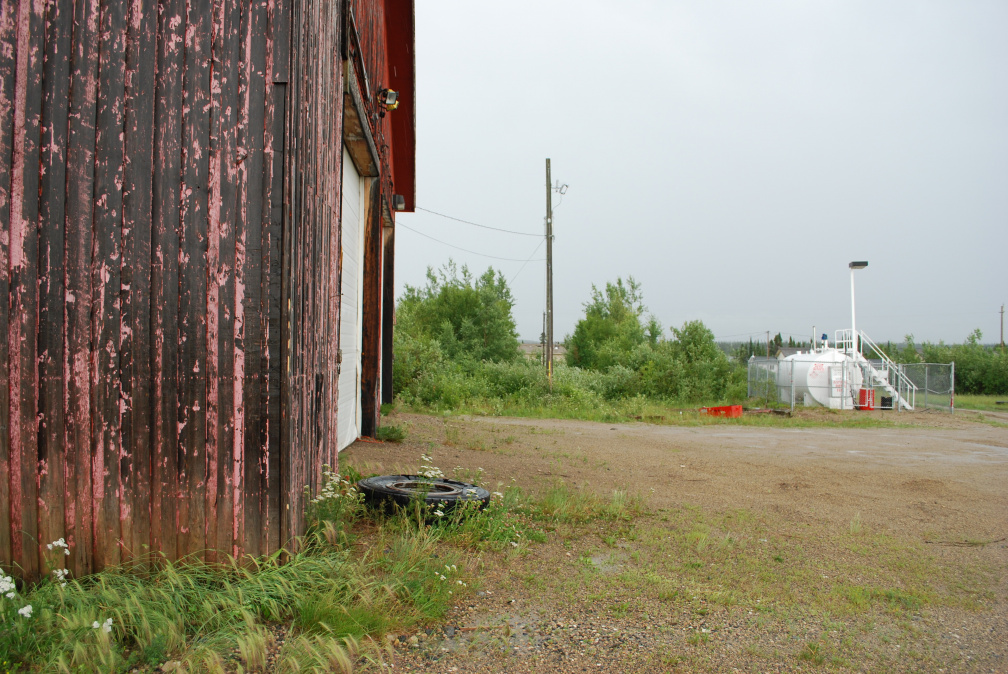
[
  {"xmin": 8, "ymin": 0, "xmax": 31, "ymax": 272},
  {"xmin": 2, "ymin": 0, "xmax": 408, "ymax": 578}
]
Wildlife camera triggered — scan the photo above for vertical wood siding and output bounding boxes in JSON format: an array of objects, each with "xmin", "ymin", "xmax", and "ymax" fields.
[
  {"xmin": 348, "ymin": 0, "xmax": 392, "ymax": 433},
  {"xmin": 0, "ymin": 0, "xmax": 287, "ymax": 577},
  {"xmin": 283, "ymin": 0, "xmax": 344, "ymax": 545},
  {"xmin": 1, "ymin": 0, "xmax": 408, "ymax": 580}
]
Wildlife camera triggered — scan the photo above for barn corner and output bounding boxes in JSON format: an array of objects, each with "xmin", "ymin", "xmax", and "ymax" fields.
[{"xmin": 0, "ymin": 0, "xmax": 415, "ymax": 580}]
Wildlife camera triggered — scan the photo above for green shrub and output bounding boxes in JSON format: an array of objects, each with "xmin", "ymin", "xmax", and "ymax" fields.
[
  {"xmin": 392, "ymin": 272, "xmax": 749, "ymax": 413},
  {"xmin": 397, "ymin": 261, "xmax": 520, "ymax": 363},
  {"xmin": 375, "ymin": 425, "xmax": 407, "ymax": 442},
  {"xmin": 878, "ymin": 331, "xmax": 1007, "ymax": 395}
]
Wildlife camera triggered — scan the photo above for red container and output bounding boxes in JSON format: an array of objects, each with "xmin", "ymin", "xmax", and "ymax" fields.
[
  {"xmin": 857, "ymin": 389, "xmax": 875, "ymax": 410},
  {"xmin": 701, "ymin": 404, "xmax": 743, "ymax": 418}
]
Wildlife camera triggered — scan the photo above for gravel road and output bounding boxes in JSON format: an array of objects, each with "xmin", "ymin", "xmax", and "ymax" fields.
[{"xmin": 342, "ymin": 411, "xmax": 1008, "ymax": 673}]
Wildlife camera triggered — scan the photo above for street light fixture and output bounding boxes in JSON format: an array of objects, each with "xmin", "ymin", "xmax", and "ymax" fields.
[{"xmin": 849, "ymin": 261, "xmax": 868, "ymax": 357}]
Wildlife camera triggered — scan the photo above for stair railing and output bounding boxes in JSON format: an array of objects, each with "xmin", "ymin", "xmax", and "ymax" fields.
[{"xmin": 834, "ymin": 329, "xmax": 917, "ymax": 410}]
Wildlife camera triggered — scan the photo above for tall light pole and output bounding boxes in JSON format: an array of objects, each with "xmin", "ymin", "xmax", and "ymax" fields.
[
  {"xmin": 849, "ymin": 261, "xmax": 868, "ymax": 357},
  {"xmin": 545, "ymin": 159, "xmax": 553, "ymax": 387}
]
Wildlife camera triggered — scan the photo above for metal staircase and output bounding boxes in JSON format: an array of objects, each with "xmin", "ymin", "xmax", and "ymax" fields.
[{"xmin": 835, "ymin": 329, "xmax": 916, "ymax": 411}]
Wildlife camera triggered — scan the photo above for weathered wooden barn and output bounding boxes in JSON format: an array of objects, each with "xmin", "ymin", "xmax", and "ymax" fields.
[{"xmin": 0, "ymin": 0, "xmax": 414, "ymax": 580}]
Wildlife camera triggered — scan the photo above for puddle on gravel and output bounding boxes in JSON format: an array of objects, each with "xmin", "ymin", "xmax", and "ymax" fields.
[
  {"xmin": 433, "ymin": 610, "xmax": 544, "ymax": 656},
  {"xmin": 964, "ymin": 442, "xmax": 1008, "ymax": 454},
  {"xmin": 589, "ymin": 551, "xmax": 628, "ymax": 574}
]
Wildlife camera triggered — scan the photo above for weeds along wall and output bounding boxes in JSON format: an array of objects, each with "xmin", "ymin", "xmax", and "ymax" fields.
[{"xmin": 0, "ymin": 0, "xmax": 414, "ymax": 581}]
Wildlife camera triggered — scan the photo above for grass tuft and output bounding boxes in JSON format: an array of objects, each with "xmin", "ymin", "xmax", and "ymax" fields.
[
  {"xmin": 375, "ymin": 424, "xmax": 408, "ymax": 442},
  {"xmin": 798, "ymin": 641, "xmax": 825, "ymax": 665}
]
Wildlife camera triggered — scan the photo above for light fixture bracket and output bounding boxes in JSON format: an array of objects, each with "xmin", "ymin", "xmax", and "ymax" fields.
[{"xmin": 377, "ymin": 87, "xmax": 399, "ymax": 112}]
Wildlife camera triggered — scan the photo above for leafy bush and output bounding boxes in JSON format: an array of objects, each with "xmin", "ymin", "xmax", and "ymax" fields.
[
  {"xmin": 392, "ymin": 273, "xmax": 747, "ymax": 412},
  {"xmin": 397, "ymin": 261, "xmax": 520, "ymax": 364},
  {"xmin": 883, "ymin": 331, "xmax": 1008, "ymax": 395},
  {"xmin": 922, "ymin": 330, "xmax": 1008, "ymax": 395},
  {"xmin": 566, "ymin": 276, "xmax": 659, "ymax": 370}
]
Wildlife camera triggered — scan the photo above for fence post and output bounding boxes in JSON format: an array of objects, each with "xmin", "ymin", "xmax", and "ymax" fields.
[
  {"xmin": 924, "ymin": 367, "xmax": 929, "ymax": 411},
  {"xmin": 896, "ymin": 364, "xmax": 901, "ymax": 413},
  {"xmin": 950, "ymin": 362, "xmax": 955, "ymax": 413},
  {"xmin": 790, "ymin": 362, "xmax": 795, "ymax": 412}
]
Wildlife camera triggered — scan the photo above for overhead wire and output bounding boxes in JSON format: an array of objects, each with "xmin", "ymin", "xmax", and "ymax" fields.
[
  {"xmin": 714, "ymin": 331, "xmax": 773, "ymax": 340},
  {"xmin": 414, "ymin": 206, "xmax": 542, "ymax": 237},
  {"xmin": 509, "ymin": 237, "xmax": 546, "ymax": 286},
  {"xmin": 398, "ymin": 222, "xmax": 545, "ymax": 263},
  {"xmin": 412, "ymin": 199, "xmax": 560, "ymax": 336}
]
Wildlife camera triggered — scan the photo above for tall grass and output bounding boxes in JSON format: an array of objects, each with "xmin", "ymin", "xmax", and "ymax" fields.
[
  {"xmin": 2, "ymin": 548, "xmax": 369, "ymax": 672},
  {"xmin": 393, "ymin": 331, "xmax": 749, "ymax": 418},
  {"xmin": 0, "ymin": 469, "xmax": 457, "ymax": 672},
  {"xmin": 2, "ymin": 460, "xmax": 640, "ymax": 672}
]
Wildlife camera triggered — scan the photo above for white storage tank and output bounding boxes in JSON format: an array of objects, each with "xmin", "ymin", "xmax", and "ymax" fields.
[{"xmin": 776, "ymin": 349, "xmax": 862, "ymax": 409}]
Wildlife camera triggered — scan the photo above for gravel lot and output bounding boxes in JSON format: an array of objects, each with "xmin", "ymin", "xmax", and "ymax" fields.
[{"xmin": 342, "ymin": 410, "xmax": 1008, "ymax": 673}]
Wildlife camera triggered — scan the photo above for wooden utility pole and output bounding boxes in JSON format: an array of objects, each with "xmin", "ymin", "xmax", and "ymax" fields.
[
  {"xmin": 766, "ymin": 331, "xmax": 770, "ymax": 359},
  {"xmin": 546, "ymin": 159, "xmax": 554, "ymax": 387},
  {"xmin": 541, "ymin": 312, "xmax": 547, "ymax": 365},
  {"xmin": 1001, "ymin": 304, "xmax": 1005, "ymax": 349}
]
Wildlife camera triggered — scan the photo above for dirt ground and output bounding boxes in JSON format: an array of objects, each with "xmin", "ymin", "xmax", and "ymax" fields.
[{"xmin": 341, "ymin": 410, "xmax": 1008, "ymax": 673}]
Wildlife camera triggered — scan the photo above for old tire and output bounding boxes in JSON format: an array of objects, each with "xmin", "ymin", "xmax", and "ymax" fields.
[{"xmin": 357, "ymin": 475, "xmax": 490, "ymax": 513}]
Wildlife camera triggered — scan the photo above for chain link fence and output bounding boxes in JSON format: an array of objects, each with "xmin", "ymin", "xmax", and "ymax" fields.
[
  {"xmin": 748, "ymin": 356, "xmax": 862, "ymax": 410},
  {"xmin": 748, "ymin": 356, "xmax": 955, "ymax": 412},
  {"xmin": 899, "ymin": 362, "xmax": 955, "ymax": 411},
  {"xmin": 747, "ymin": 357, "xmax": 778, "ymax": 403}
]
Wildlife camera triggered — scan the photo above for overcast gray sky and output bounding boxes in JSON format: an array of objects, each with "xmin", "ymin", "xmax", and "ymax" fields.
[{"xmin": 395, "ymin": 0, "xmax": 1007, "ymax": 346}]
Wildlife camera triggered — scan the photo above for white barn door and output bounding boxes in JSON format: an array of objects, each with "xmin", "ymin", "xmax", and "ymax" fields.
[{"xmin": 338, "ymin": 146, "xmax": 365, "ymax": 451}]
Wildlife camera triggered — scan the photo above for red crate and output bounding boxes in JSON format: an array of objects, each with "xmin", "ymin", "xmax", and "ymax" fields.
[
  {"xmin": 701, "ymin": 405, "xmax": 743, "ymax": 418},
  {"xmin": 856, "ymin": 389, "xmax": 875, "ymax": 410}
]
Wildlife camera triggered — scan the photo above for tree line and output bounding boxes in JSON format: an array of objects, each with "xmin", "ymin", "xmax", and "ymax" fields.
[
  {"xmin": 392, "ymin": 261, "xmax": 1006, "ymax": 411},
  {"xmin": 392, "ymin": 262, "xmax": 744, "ymax": 412}
]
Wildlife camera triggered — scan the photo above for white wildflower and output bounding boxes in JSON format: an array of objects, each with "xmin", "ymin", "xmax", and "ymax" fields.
[
  {"xmin": 18, "ymin": 604, "xmax": 33, "ymax": 618},
  {"xmin": 435, "ymin": 509, "xmax": 444, "ymax": 518},
  {"xmin": 53, "ymin": 568, "xmax": 70, "ymax": 587},
  {"xmin": 93, "ymin": 620, "xmax": 101, "ymax": 629},
  {"xmin": 103, "ymin": 617, "xmax": 113, "ymax": 633},
  {"xmin": 47, "ymin": 538, "xmax": 70, "ymax": 555},
  {"xmin": 419, "ymin": 454, "xmax": 444, "ymax": 479},
  {"xmin": 0, "ymin": 572, "xmax": 15, "ymax": 596}
]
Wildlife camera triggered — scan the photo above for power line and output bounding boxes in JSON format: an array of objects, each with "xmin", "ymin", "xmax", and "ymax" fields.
[
  {"xmin": 714, "ymin": 331, "xmax": 771, "ymax": 340},
  {"xmin": 398, "ymin": 222, "xmax": 545, "ymax": 262},
  {"xmin": 415, "ymin": 206, "xmax": 542, "ymax": 237},
  {"xmin": 508, "ymin": 238, "xmax": 546, "ymax": 286}
]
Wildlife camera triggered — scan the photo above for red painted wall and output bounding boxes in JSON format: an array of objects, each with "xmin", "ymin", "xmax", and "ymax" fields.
[{"xmin": 0, "ymin": 0, "xmax": 414, "ymax": 580}]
